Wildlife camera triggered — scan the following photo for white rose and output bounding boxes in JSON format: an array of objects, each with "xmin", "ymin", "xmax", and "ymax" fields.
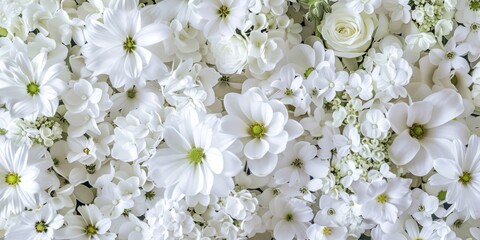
[
  {"xmin": 210, "ymin": 34, "xmax": 248, "ymax": 74},
  {"xmin": 320, "ymin": 4, "xmax": 378, "ymax": 58}
]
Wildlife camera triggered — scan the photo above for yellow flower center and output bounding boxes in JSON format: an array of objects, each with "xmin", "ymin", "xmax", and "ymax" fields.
[
  {"xmin": 5, "ymin": 172, "xmax": 20, "ymax": 185},
  {"xmin": 459, "ymin": 171, "xmax": 472, "ymax": 185},
  {"xmin": 85, "ymin": 224, "xmax": 97, "ymax": 236},
  {"xmin": 27, "ymin": 82, "xmax": 40, "ymax": 96},
  {"xmin": 376, "ymin": 194, "xmax": 388, "ymax": 204},
  {"xmin": 83, "ymin": 148, "xmax": 90, "ymax": 155},
  {"xmin": 188, "ymin": 147, "xmax": 205, "ymax": 164},
  {"xmin": 249, "ymin": 123, "xmax": 266, "ymax": 139},
  {"xmin": 35, "ymin": 221, "xmax": 48, "ymax": 233},
  {"xmin": 323, "ymin": 227, "xmax": 332, "ymax": 236},
  {"xmin": 217, "ymin": 5, "xmax": 230, "ymax": 18},
  {"xmin": 123, "ymin": 36, "xmax": 136, "ymax": 53},
  {"xmin": 409, "ymin": 124, "xmax": 425, "ymax": 139}
]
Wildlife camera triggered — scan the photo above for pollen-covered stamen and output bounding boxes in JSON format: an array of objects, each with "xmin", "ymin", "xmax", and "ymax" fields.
[
  {"xmin": 188, "ymin": 147, "xmax": 205, "ymax": 164},
  {"xmin": 123, "ymin": 36, "xmax": 136, "ymax": 53},
  {"xmin": 249, "ymin": 123, "xmax": 266, "ymax": 139},
  {"xmin": 83, "ymin": 148, "xmax": 90, "ymax": 155},
  {"xmin": 291, "ymin": 158, "xmax": 303, "ymax": 168},
  {"xmin": 446, "ymin": 51, "xmax": 455, "ymax": 59},
  {"xmin": 35, "ymin": 221, "xmax": 48, "ymax": 233},
  {"xmin": 409, "ymin": 124, "xmax": 425, "ymax": 139},
  {"xmin": 5, "ymin": 172, "xmax": 20, "ymax": 185},
  {"xmin": 459, "ymin": 171, "xmax": 472, "ymax": 185},
  {"xmin": 85, "ymin": 224, "xmax": 97, "ymax": 236},
  {"xmin": 27, "ymin": 82, "xmax": 40, "ymax": 96},
  {"xmin": 470, "ymin": 0, "xmax": 480, "ymax": 11},
  {"xmin": 323, "ymin": 227, "xmax": 332, "ymax": 236},
  {"xmin": 217, "ymin": 5, "xmax": 230, "ymax": 18},
  {"xmin": 376, "ymin": 193, "xmax": 388, "ymax": 204}
]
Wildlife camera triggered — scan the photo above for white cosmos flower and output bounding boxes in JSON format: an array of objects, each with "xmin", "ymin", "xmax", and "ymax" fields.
[
  {"xmin": 194, "ymin": 0, "xmax": 248, "ymax": 38},
  {"xmin": 0, "ymin": 51, "xmax": 66, "ymax": 120},
  {"xmin": 0, "ymin": 141, "xmax": 44, "ymax": 215},
  {"xmin": 221, "ymin": 88, "xmax": 303, "ymax": 176},
  {"xmin": 352, "ymin": 177, "xmax": 412, "ymax": 225},
  {"xmin": 269, "ymin": 197, "xmax": 313, "ymax": 240},
  {"xmin": 429, "ymin": 135, "xmax": 480, "ymax": 219},
  {"xmin": 5, "ymin": 204, "xmax": 64, "ymax": 240},
  {"xmin": 148, "ymin": 108, "xmax": 242, "ymax": 196},
  {"xmin": 56, "ymin": 204, "xmax": 115, "ymax": 240},
  {"xmin": 388, "ymin": 89, "xmax": 470, "ymax": 176},
  {"xmin": 82, "ymin": 0, "xmax": 170, "ymax": 88}
]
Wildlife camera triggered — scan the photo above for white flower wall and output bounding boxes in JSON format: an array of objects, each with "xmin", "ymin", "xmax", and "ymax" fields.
[{"xmin": 0, "ymin": 0, "xmax": 480, "ymax": 239}]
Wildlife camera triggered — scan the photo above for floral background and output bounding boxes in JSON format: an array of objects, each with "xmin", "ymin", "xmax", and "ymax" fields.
[{"xmin": 1, "ymin": 0, "xmax": 480, "ymax": 239}]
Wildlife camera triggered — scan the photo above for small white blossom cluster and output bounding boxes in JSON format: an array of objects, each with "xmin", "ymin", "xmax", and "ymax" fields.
[{"xmin": 2, "ymin": 0, "xmax": 480, "ymax": 239}]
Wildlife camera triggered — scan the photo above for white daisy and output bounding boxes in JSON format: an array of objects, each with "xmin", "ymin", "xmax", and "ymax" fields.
[
  {"xmin": 5, "ymin": 204, "xmax": 64, "ymax": 240},
  {"xmin": 194, "ymin": 0, "xmax": 248, "ymax": 38},
  {"xmin": 0, "ymin": 51, "xmax": 67, "ymax": 120},
  {"xmin": 0, "ymin": 141, "xmax": 43, "ymax": 215},
  {"xmin": 148, "ymin": 108, "xmax": 242, "ymax": 196},
  {"xmin": 269, "ymin": 197, "xmax": 313, "ymax": 240},
  {"xmin": 82, "ymin": 0, "xmax": 170, "ymax": 88},
  {"xmin": 221, "ymin": 88, "xmax": 303, "ymax": 176},
  {"xmin": 56, "ymin": 204, "xmax": 115, "ymax": 240},
  {"xmin": 429, "ymin": 135, "xmax": 480, "ymax": 219}
]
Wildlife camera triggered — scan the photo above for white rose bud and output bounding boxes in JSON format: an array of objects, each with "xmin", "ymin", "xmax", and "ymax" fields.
[
  {"xmin": 210, "ymin": 34, "xmax": 248, "ymax": 74},
  {"xmin": 434, "ymin": 19, "xmax": 453, "ymax": 37},
  {"xmin": 320, "ymin": 3, "xmax": 378, "ymax": 58}
]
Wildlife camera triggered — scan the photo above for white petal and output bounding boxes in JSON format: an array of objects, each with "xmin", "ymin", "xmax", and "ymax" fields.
[
  {"xmin": 164, "ymin": 127, "xmax": 191, "ymax": 153},
  {"xmin": 205, "ymin": 148, "xmax": 223, "ymax": 174},
  {"xmin": 244, "ymin": 138, "xmax": 269, "ymax": 159},
  {"xmin": 423, "ymin": 89, "xmax": 464, "ymax": 128},
  {"xmin": 135, "ymin": 23, "xmax": 170, "ymax": 46},
  {"xmin": 247, "ymin": 153, "xmax": 278, "ymax": 177},
  {"xmin": 388, "ymin": 102, "xmax": 409, "ymax": 133},
  {"xmin": 388, "ymin": 130, "xmax": 420, "ymax": 166}
]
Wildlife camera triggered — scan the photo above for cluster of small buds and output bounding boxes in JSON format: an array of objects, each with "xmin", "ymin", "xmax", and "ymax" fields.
[{"xmin": 410, "ymin": 0, "xmax": 450, "ymax": 32}]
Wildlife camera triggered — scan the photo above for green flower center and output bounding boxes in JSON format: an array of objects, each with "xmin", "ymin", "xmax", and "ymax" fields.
[
  {"xmin": 376, "ymin": 194, "xmax": 388, "ymax": 204},
  {"xmin": 454, "ymin": 219, "xmax": 463, "ymax": 228},
  {"xmin": 217, "ymin": 5, "xmax": 230, "ymax": 18},
  {"xmin": 26, "ymin": 82, "xmax": 40, "ymax": 96},
  {"xmin": 470, "ymin": 0, "xmax": 480, "ymax": 11},
  {"xmin": 145, "ymin": 190, "xmax": 156, "ymax": 200},
  {"xmin": 5, "ymin": 172, "xmax": 20, "ymax": 185},
  {"xmin": 471, "ymin": 23, "xmax": 479, "ymax": 31},
  {"xmin": 123, "ymin": 36, "xmax": 136, "ymax": 53},
  {"xmin": 323, "ymin": 227, "xmax": 332, "ymax": 236},
  {"xmin": 327, "ymin": 208, "xmax": 335, "ymax": 215},
  {"xmin": 409, "ymin": 124, "xmax": 425, "ymax": 139},
  {"xmin": 284, "ymin": 88, "xmax": 294, "ymax": 96},
  {"xmin": 285, "ymin": 213, "xmax": 294, "ymax": 222},
  {"xmin": 446, "ymin": 51, "xmax": 455, "ymax": 59},
  {"xmin": 459, "ymin": 171, "xmax": 472, "ymax": 185},
  {"xmin": 249, "ymin": 123, "xmax": 266, "ymax": 139},
  {"xmin": 35, "ymin": 221, "xmax": 48, "ymax": 233},
  {"xmin": 437, "ymin": 190, "xmax": 446, "ymax": 201},
  {"xmin": 291, "ymin": 158, "xmax": 303, "ymax": 168},
  {"xmin": 188, "ymin": 147, "xmax": 205, "ymax": 164},
  {"xmin": 85, "ymin": 224, "xmax": 97, "ymax": 236},
  {"xmin": 127, "ymin": 87, "xmax": 136, "ymax": 99},
  {"xmin": 0, "ymin": 128, "xmax": 6, "ymax": 135},
  {"xmin": 304, "ymin": 67, "xmax": 315, "ymax": 78}
]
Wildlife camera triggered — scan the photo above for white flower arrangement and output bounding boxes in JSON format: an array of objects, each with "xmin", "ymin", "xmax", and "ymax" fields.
[{"xmin": 2, "ymin": 0, "xmax": 480, "ymax": 239}]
